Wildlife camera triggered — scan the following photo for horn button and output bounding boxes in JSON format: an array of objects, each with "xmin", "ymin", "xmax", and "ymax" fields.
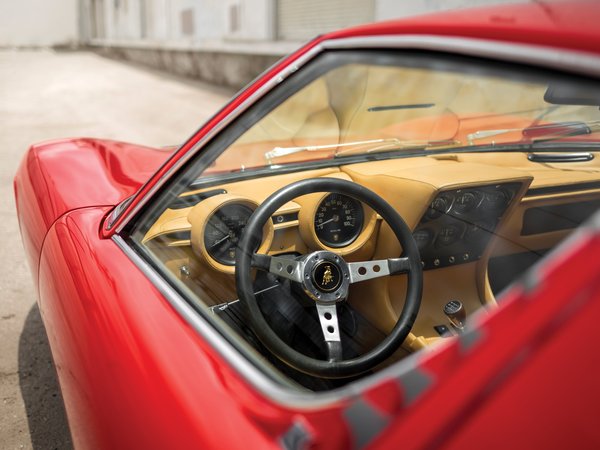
[{"xmin": 301, "ymin": 251, "xmax": 350, "ymax": 303}]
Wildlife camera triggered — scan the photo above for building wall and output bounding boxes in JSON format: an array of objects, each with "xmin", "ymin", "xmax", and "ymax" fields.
[
  {"xmin": 0, "ymin": 0, "xmax": 531, "ymax": 48},
  {"xmin": 276, "ymin": 0, "xmax": 375, "ymax": 41},
  {"xmin": 81, "ymin": 0, "xmax": 532, "ymax": 89},
  {"xmin": 83, "ymin": 0, "xmax": 531, "ymax": 46},
  {"xmin": 0, "ymin": 0, "xmax": 79, "ymax": 47},
  {"xmin": 375, "ymin": 0, "xmax": 525, "ymax": 20},
  {"xmin": 229, "ymin": 0, "xmax": 273, "ymax": 41}
]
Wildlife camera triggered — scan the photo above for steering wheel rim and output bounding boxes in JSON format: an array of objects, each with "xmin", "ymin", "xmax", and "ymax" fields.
[{"xmin": 235, "ymin": 178, "xmax": 423, "ymax": 378}]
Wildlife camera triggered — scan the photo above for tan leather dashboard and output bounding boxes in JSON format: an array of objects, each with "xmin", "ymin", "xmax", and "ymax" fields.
[{"xmin": 143, "ymin": 151, "xmax": 600, "ymax": 347}]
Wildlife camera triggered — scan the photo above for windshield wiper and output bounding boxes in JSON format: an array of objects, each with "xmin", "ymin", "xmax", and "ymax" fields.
[
  {"xmin": 335, "ymin": 138, "xmax": 458, "ymax": 156},
  {"xmin": 467, "ymin": 120, "xmax": 599, "ymax": 145},
  {"xmin": 264, "ymin": 138, "xmax": 458, "ymax": 163},
  {"xmin": 264, "ymin": 138, "xmax": 399, "ymax": 163}
]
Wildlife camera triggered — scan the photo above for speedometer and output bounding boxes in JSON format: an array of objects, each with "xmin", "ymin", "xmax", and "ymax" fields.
[
  {"xmin": 314, "ymin": 194, "xmax": 364, "ymax": 248},
  {"xmin": 203, "ymin": 203, "xmax": 253, "ymax": 265}
]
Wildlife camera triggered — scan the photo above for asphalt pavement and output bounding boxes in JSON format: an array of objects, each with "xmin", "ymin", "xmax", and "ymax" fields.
[{"xmin": 0, "ymin": 49, "xmax": 234, "ymax": 449}]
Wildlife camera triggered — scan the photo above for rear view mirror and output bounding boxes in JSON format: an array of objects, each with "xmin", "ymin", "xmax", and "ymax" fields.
[{"xmin": 544, "ymin": 81, "xmax": 600, "ymax": 107}]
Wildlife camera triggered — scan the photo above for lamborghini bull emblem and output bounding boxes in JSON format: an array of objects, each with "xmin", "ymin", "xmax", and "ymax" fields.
[
  {"xmin": 312, "ymin": 260, "xmax": 342, "ymax": 293},
  {"xmin": 322, "ymin": 265, "xmax": 334, "ymax": 286}
]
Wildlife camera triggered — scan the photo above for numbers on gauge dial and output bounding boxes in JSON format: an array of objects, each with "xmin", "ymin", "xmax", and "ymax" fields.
[
  {"xmin": 314, "ymin": 194, "xmax": 364, "ymax": 248},
  {"xmin": 204, "ymin": 203, "xmax": 254, "ymax": 265}
]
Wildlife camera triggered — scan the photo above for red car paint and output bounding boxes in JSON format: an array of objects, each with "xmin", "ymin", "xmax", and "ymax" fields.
[
  {"xmin": 14, "ymin": 138, "xmax": 172, "ymax": 281},
  {"xmin": 33, "ymin": 207, "xmax": 600, "ymax": 449},
  {"xmin": 14, "ymin": 2, "xmax": 600, "ymax": 449}
]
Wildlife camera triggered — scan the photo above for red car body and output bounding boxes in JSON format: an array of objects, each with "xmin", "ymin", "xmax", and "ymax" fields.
[{"xmin": 14, "ymin": 2, "xmax": 600, "ymax": 449}]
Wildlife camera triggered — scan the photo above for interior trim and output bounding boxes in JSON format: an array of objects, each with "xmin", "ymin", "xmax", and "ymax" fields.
[
  {"xmin": 526, "ymin": 181, "xmax": 600, "ymax": 197},
  {"xmin": 527, "ymin": 152, "xmax": 594, "ymax": 163}
]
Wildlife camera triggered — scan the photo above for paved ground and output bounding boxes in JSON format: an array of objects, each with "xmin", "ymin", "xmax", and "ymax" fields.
[{"xmin": 0, "ymin": 49, "xmax": 234, "ymax": 449}]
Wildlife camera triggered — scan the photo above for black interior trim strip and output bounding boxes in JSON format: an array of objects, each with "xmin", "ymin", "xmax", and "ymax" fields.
[
  {"xmin": 527, "ymin": 152, "xmax": 593, "ymax": 163},
  {"xmin": 525, "ymin": 180, "xmax": 600, "ymax": 197}
]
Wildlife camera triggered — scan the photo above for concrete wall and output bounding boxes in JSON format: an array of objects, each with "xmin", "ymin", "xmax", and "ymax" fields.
[
  {"xmin": 230, "ymin": 0, "xmax": 274, "ymax": 41},
  {"xmin": 0, "ymin": 0, "xmax": 79, "ymax": 47},
  {"xmin": 83, "ymin": 0, "xmax": 532, "ymax": 46},
  {"xmin": 84, "ymin": 0, "xmax": 273, "ymax": 44},
  {"xmin": 81, "ymin": 0, "xmax": 533, "ymax": 89},
  {"xmin": 95, "ymin": 44, "xmax": 281, "ymax": 88},
  {"xmin": 376, "ymin": 0, "xmax": 526, "ymax": 20}
]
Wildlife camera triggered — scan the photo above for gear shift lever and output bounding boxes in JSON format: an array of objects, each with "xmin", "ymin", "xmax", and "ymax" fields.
[{"xmin": 444, "ymin": 300, "xmax": 466, "ymax": 332}]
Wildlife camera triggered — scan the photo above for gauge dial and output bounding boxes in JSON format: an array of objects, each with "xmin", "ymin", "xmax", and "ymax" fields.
[
  {"xmin": 425, "ymin": 194, "xmax": 453, "ymax": 220},
  {"xmin": 413, "ymin": 228, "xmax": 433, "ymax": 251},
  {"xmin": 482, "ymin": 189, "xmax": 511, "ymax": 211},
  {"xmin": 453, "ymin": 191, "xmax": 481, "ymax": 215},
  {"xmin": 204, "ymin": 203, "xmax": 254, "ymax": 265},
  {"xmin": 314, "ymin": 194, "xmax": 364, "ymax": 248},
  {"xmin": 436, "ymin": 224, "xmax": 463, "ymax": 247},
  {"xmin": 465, "ymin": 220, "xmax": 495, "ymax": 240}
]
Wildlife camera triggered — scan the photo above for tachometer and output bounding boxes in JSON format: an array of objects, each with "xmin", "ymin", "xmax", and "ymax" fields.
[
  {"xmin": 204, "ymin": 203, "xmax": 254, "ymax": 265},
  {"xmin": 314, "ymin": 194, "xmax": 364, "ymax": 248}
]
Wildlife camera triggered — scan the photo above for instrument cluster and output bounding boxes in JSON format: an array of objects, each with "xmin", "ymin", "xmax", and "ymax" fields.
[
  {"xmin": 192, "ymin": 182, "xmax": 520, "ymax": 273},
  {"xmin": 193, "ymin": 191, "xmax": 375, "ymax": 272},
  {"xmin": 412, "ymin": 183, "xmax": 522, "ymax": 269}
]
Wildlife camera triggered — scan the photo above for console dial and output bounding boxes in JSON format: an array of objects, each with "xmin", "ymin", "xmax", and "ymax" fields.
[
  {"xmin": 453, "ymin": 191, "xmax": 482, "ymax": 215},
  {"xmin": 425, "ymin": 193, "xmax": 454, "ymax": 220},
  {"xmin": 482, "ymin": 189, "xmax": 511, "ymax": 211},
  {"xmin": 413, "ymin": 228, "xmax": 434, "ymax": 251},
  {"xmin": 436, "ymin": 224, "xmax": 463, "ymax": 247}
]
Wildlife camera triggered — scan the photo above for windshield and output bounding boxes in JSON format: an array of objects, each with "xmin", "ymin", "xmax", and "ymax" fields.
[{"xmin": 205, "ymin": 53, "xmax": 600, "ymax": 175}]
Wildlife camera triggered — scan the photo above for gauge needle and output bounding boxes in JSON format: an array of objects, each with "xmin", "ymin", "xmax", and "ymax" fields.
[
  {"xmin": 211, "ymin": 234, "xmax": 230, "ymax": 248},
  {"xmin": 316, "ymin": 217, "xmax": 335, "ymax": 228}
]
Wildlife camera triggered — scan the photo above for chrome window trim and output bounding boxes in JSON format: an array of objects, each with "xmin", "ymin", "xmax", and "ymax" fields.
[
  {"xmin": 323, "ymin": 35, "xmax": 600, "ymax": 77},
  {"xmin": 114, "ymin": 34, "xmax": 600, "ymax": 234}
]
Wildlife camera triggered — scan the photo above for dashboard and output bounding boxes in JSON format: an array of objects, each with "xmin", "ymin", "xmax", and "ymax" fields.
[
  {"xmin": 174, "ymin": 183, "xmax": 523, "ymax": 272},
  {"xmin": 142, "ymin": 151, "xmax": 600, "ymax": 345}
]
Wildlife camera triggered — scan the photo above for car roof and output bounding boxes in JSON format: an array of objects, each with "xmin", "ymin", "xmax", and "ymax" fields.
[{"xmin": 323, "ymin": 1, "xmax": 600, "ymax": 57}]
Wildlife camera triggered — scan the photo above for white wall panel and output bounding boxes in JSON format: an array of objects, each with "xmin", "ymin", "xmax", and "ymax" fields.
[
  {"xmin": 277, "ymin": 0, "xmax": 374, "ymax": 41},
  {"xmin": 0, "ymin": 0, "xmax": 78, "ymax": 47}
]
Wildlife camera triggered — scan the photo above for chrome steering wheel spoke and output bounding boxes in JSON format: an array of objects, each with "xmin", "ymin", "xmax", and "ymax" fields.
[
  {"xmin": 251, "ymin": 254, "xmax": 304, "ymax": 283},
  {"xmin": 348, "ymin": 257, "xmax": 410, "ymax": 284},
  {"xmin": 316, "ymin": 303, "xmax": 343, "ymax": 362}
]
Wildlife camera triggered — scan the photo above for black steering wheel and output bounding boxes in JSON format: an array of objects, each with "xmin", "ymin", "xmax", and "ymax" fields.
[{"xmin": 235, "ymin": 178, "xmax": 423, "ymax": 378}]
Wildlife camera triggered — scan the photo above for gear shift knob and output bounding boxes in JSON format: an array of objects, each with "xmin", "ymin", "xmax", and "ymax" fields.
[{"xmin": 444, "ymin": 300, "xmax": 466, "ymax": 331}]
